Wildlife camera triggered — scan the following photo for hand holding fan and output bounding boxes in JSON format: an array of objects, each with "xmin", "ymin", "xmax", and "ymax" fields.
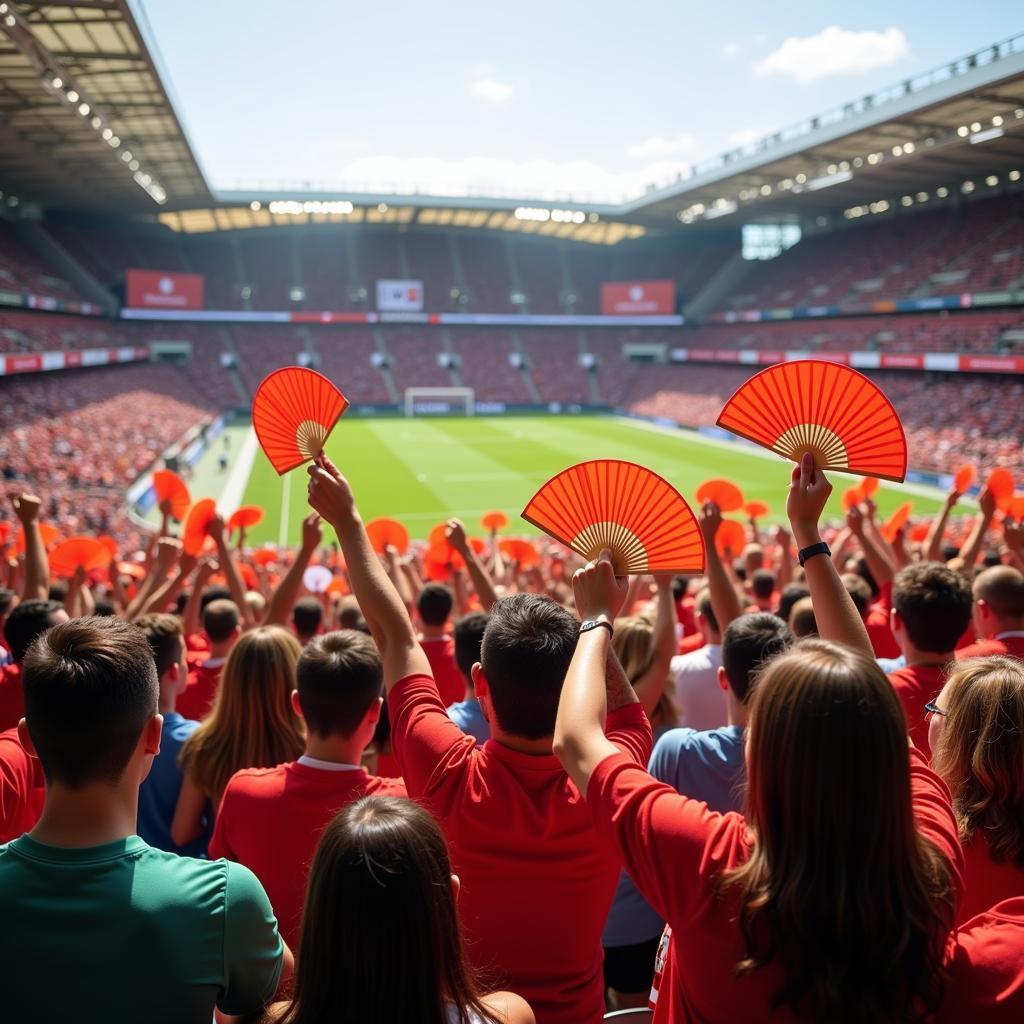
[
  {"xmin": 716, "ymin": 360, "xmax": 908, "ymax": 482},
  {"xmin": 481, "ymin": 510, "xmax": 508, "ymax": 532},
  {"xmin": 695, "ymin": 479, "xmax": 744, "ymax": 513},
  {"xmin": 253, "ymin": 367, "xmax": 349, "ymax": 475},
  {"xmin": 881, "ymin": 502, "xmax": 913, "ymax": 543},
  {"xmin": 499, "ymin": 538, "xmax": 539, "ymax": 568},
  {"xmin": 953, "ymin": 465, "xmax": 976, "ymax": 494},
  {"xmin": 744, "ymin": 501, "xmax": 770, "ymax": 520},
  {"xmin": 985, "ymin": 468, "xmax": 1017, "ymax": 512},
  {"xmin": 715, "ymin": 520, "xmax": 748, "ymax": 558},
  {"xmin": 521, "ymin": 459, "xmax": 705, "ymax": 576},
  {"xmin": 49, "ymin": 537, "xmax": 109, "ymax": 578},
  {"xmin": 366, "ymin": 517, "xmax": 410, "ymax": 555},
  {"xmin": 228, "ymin": 505, "xmax": 264, "ymax": 533},
  {"xmin": 183, "ymin": 499, "xmax": 218, "ymax": 556},
  {"xmin": 152, "ymin": 470, "xmax": 191, "ymax": 521}
]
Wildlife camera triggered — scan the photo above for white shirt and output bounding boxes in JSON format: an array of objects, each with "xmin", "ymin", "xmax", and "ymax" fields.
[{"xmin": 671, "ymin": 643, "xmax": 727, "ymax": 731}]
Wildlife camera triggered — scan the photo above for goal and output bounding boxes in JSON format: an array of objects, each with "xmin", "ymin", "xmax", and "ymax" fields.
[{"xmin": 403, "ymin": 387, "xmax": 475, "ymax": 417}]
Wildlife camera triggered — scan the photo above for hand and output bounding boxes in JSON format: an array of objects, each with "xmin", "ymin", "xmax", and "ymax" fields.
[
  {"xmin": 845, "ymin": 504, "xmax": 865, "ymax": 538},
  {"xmin": 653, "ymin": 573, "xmax": 674, "ymax": 592},
  {"xmin": 300, "ymin": 512, "xmax": 323, "ymax": 553},
  {"xmin": 572, "ymin": 548, "xmax": 628, "ymax": 621},
  {"xmin": 209, "ymin": 513, "xmax": 228, "ymax": 548},
  {"xmin": 863, "ymin": 497, "xmax": 877, "ymax": 523},
  {"xmin": 383, "ymin": 543, "xmax": 400, "ymax": 565},
  {"xmin": 787, "ymin": 454, "xmax": 831, "ymax": 548},
  {"xmin": 1004, "ymin": 520, "xmax": 1024, "ymax": 556},
  {"xmin": 178, "ymin": 551, "xmax": 198, "ymax": 578},
  {"xmin": 155, "ymin": 537, "xmax": 183, "ymax": 570},
  {"xmin": 10, "ymin": 493, "xmax": 40, "ymax": 525},
  {"xmin": 159, "ymin": 498, "xmax": 172, "ymax": 517},
  {"xmin": 774, "ymin": 525, "xmax": 791, "ymax": 553},
  {"xmin": 196, "ymin": 557, "xmax": 219, "ymax": 582},
  {"xmin": 445, "ymin": 518, "xmax": 468, "ymax": 554},
  {"xmin": 978, "ymin": 486, "xmax": 997, "ymax": 519},
  {"xmin": 698, "ymin": 501, "xmax": 722, "ymax": 544},
  {"xmin": 945, "ymin": 488, "xmax": 961, "ymax": 510},
  {"xmin": 307, "ymin": 455, "xmax": 355, "ymax": 527}
]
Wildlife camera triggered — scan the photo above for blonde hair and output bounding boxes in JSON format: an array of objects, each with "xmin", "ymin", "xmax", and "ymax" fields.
[
  {"xmin": 180, "ymin": 626, "xmax": 305, "ymax": 803},
  {"xmin": 612, "ymin": 614, "xmax": 656, "ymax": 683},
  {"xmin": 931, "ymin": 656, "xmax": 1024, "ymax": 868}
]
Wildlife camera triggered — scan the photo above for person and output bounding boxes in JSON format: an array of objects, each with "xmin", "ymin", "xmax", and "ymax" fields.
[
  {"xmin": 0, "ymin": 587, "xmax": 15, "ymax": 664},
  {"xmin": 887, "ymin": 562, "xmax": 973, "ymax": 754},
  {"xmin": 135, "ymin": 613, "xmax": 210, "ymax": 857},
  {"xmin": 292, "ymin": 596, "xmax": 323, "ymax": 646},
  {"xmin": 669, "ymin": 589, "xmax": 726, "ymax": 730},
  {"xmin": 447, "ymin": 612, "xmax": 491, "ymax": 745},
  {"xmin": 749, "ymin": 569, "xmax": 776, "ymax": 612},
  {"xmin": 263, "ymin": 796, "xmax": 533, "ymax": 1024},
  {"xmin": 554, "ymin": 455, "xmax": 962, "ymax": 1022},
  {"xmin": 172, "ymin": 626, "xmax": 306, "ymax": 847},
  {"xmin": 210, "ymin": 630, "xmax": 407, "ymax": 948},
  {"xmin": 417, "ymin": 582, "xmax": 465, "ymax": 707},
  {"xmin": 177, "ymin": 597, "xmax": 241, "ymax": 721},
  {"xmin": 930, "ymin": 656, "xmax": 1024, "ymax": 924},
  {"xmin": 957, "ymin": 566, "xmax": 1024, "ymax": 660},
  {"xmin": 307, "ymin": 454, "xmax": 651, "ymax": 1024},
  {"xmin": 787, "ymin": 595, "xmax": 817, "ymax": 638},
  {"xmin": 0, "ymin": 616, "xmax": 285, "ymax": 1023},
  {"xmin": 0, "ymin": 725, "xmax": 44, "ymax": 842},
  {"xmin": 0, "ymin": 599, "xmax": 68, "ymax": 731}
]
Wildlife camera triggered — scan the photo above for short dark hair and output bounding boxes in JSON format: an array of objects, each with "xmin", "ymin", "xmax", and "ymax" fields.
[
  {"xmin": 751, "ymin": 570, "xmax": 776, "ymax": 601},
  {"xmin": 5, "ymin": 599, "xmax": 64, "ymax": 664},
  {"xmin": 973, "ymin": 566, "xmax": 1024, "ymax": 621},
  {"xmin": 454, "ymin": 612, "xmax": 488, "ymax": 684},
  {"xmin": 297, "ymin": 630, "xmax": 383, "ymax": 738},
  {"xmin": 23, "ymin": 617, "xmax": 158, "ymax": 788},
  {"xmin": 202, "ymin": 599, "xmax": 240, "ymax": 643},
  {"xmin": 0, "ymin": 587, "xmax": 15, "ymax": 618},
  {"xmin": 293, "ymin": 597, "xmax": 323, "ymax": 638},
  {"xmin": 93, "ymin": 598, "xmax": 116, "ymax": 617},
  {"xmin": 695, "ymin": 589, "xmax": 719, "ymax": 635},
  {"xmin": 134, "ymin": 613, "xmax": 184, "ymax": 678},
  {"xmin": 893, "ymin": 562, "xmax": 973, "ymax": 654},
  {"xmin": 48, "ymin": 582, "xmax": 68, "ymax": 602},
  {"xmin": 776, "ymin": 583, "xmax": 810, "ymax": 625},
  {"xmin": 199, "ymin": 585, "xmax": 233, "ymax": 612},
  {"xmin": 337, "ymin": 597, "xmax": 365, "ymax": 631},
  {"xmin": 841, "ymin": 573, "xmax": 873, "ymax": 618},
  {"xmin": 721, "ymin": 613, "xmax": 792, "ymax": 703},
  {"xmin": 480, "ymin": 594, "xmax": 577, "ymax": 739},
  {"xmin": 417, "ymin": 583, "xmax": 453, "ymax": 628}
]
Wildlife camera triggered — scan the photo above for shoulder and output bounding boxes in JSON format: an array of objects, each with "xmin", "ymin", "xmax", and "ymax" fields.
[
  {"xmin": 222, "ymin": 764, "xmax": 290, "ymax": 798},
  {"xmin": 651, "ymin": 727, "xmax": 701, "ymax": 760},
  {"xmin": 364, "ymin": 774, "xmax": 408, "ymax": 796}
]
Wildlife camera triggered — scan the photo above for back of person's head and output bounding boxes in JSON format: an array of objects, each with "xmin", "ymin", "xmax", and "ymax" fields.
[
  {"xmin": 199, "ymin": 585, "xmax": 232, "ymax": 612},
  {"xmin": 296, "ymin": 631, "xmax": 382, "ymax": 739},
  {"xmin": 788, "ymin": 597, "xmax": 817, "ymax": 638},
  {"xmin": 244, "ymin": 591, "xmax": 266, "ymax": 620},
  {"xmin": 181, "ymin": 625, "xmax": 305, "ymax": 801},
  {"xmin": 750, "ymin": 570, "xmax": 776, "ymax": 603},
  {"xmin": 280, "ymin": 797, "xmax": 490, "ymax": 1024},
  {"xmin": 694, "ymin": 588, "xmax": 719, "ymax": 638},
  {"xmin": 776, "ymin": 583, "xmax": 809, "ymax": 625},
  {"xmin": 5, "ymin": 599, "xmax": 66, "ymax": 664},
  {"xmin": 743, "ymin": 544, "xmax": 764, "ymax": 574},
  {"xmin": 417, "ymin": 583, "xmax": 453, "ymax": 628},
  {"xmin": 854, "ymin": 556, "xmax": 881, "ymax": 598},
  {"xmin": 22, "ymin": 616, "xmax": 157, "ymax": 789},
  {"xmin": 727, "ymin": 639, "xmax": 954, "ymax": 1021},
  {"xmin": 840, "ymin": 573, "xmax": 872, "ymax": 618},
  {"xmin": 48, "ymin": 582, "xmax": 68, "ymax": 603},
  {"xmin": 93, "ymin": 598, "xmax": 116, "ymax": 617},
  {"xmin": 720, "ymin": 613, "xmax": 792, "ymax": 703},
  {"xmin": 337, "ymin": 596, "xmax": 365, "ymax": 631},
  {"xmin": 480, "ymin": 593, "xmax": 576, "ymax": 739},
  {"xmin": 931, "ymin": 656, "xmax": 1024, "ymax": 869},
  {"xmin": 612, "ymin": 615, "xmax": 656, "ymax": 685},
  {"xmin": 973, "ymin": 566, "xmax": 1024, "ymax": 626},
  {"xmin": 134, "ymin": 612, "xmax": 184, "ymax": 679},
  {"xmin": 892, "ymin": 562, "xmax": 973, "ymax": 654},
  {"xmin": 202, "ymin": 598, "xmax": 240, "ymax": 644},
  {"xmin": 292, "ymin": 597, "xmax": 323, "ymax": 639},
  {"xmin": 453, "ymin": 612, "xmax": 488, "ymax": 684}
]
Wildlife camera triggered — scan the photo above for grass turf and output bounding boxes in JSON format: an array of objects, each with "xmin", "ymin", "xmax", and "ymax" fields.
[{"xmin": 231, "ymin": 415, "xmax": 949, "ymax": 548}]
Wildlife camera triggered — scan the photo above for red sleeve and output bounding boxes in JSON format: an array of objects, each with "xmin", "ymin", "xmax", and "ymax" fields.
[
  {"xmin": 0, "ymin": 732, "xmax": 40, "ymax": 844},
  {"xmin": 208, "ymin": 782, "xmax": 237, "ymax": 861},
  {"xmin": 604, "ymin": 702, "xmax": 653, "ymax": 767},
  {"xmin": 586, "ymin": 752, "xmax": 749, "ymax": 925},
  {"xmin": 909, "ymin": 746, "xmax": 964, "ymax": 906}
]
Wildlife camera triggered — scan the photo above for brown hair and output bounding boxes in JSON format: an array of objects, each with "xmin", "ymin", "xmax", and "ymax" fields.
[
  {"xmin": 724, "ymin": 639, "xmax": 954, "ymax": 1022},
  {"xmin": 276, "ymin": 797, "xmax": 498, "ymax": 1024},
  {"xmin": 202, "ymin": 598, "xmax": 240, "ymax": 643},
  {"xmin": 134, "ymin": 612, "xmax": 184, "ymax": 678},
  {"xmin": 787, "ymin": 597, "xmax": 817, "ymax": 638},
  {"xmin": 612, "ymin": 614, "xmax": 657, "ymax": 684},
  {"xmin": 973, "ymin": 566, "xmax": 1024, "ymax": 621},
  {"xmin": 893, "ymin": 563, "xmax": 973, "ymax": 654},
  {"xmin": 296, "ymin": 630, "xmax": 382, "ymax": 738},
  {"xmin": 179, "ymin": 626, "xmax": 305, "ymax": 803},
  {"xmin": 932, "ymin": 656, "xmax": 1024, "ymax": 869}
]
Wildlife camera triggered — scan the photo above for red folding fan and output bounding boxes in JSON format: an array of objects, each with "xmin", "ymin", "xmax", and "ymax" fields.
[
  {"xmin": 715, "ymin": 520, "xmax": 748, "ymax": 558},
  {"xmin": 251, "ymin": 547, "xmax": 279, "ymax": 567},
  {"xmin": 499, "ymin": 538, "xmax": 540, "ymax": 567},
  {"xmin": 183, "ymin": 499, "xmax": 218, "ymax": 556},
  {"xmin": 228, "ymin": 505, "xmax": 264, "ymax": 533},
  {"xmin": 253, "ymin": 367, "xmax": 349, "ymax": 475},
  {"xmin": 860, "ymin": 477, "xmax": 879, "ymax": 497},
  {"xmin": 152, "ymin": 469, "xmax": 191, "ymax": 521},
  {"xmin": 841, "ymin": 487, "xmax": 861, "ymax": 511},
  {"xmin": 428, "ymin": 523, "xmax": 449, "ymax": 547},
  {"xmin": 1006, "ymin": 496, "xmax": 1024, "ymax": 522},
  {"xmin": 882, "ymin": 502, "xmax": 913, "ymax": 542},
  {"xmin": 953, "ymin": 465, "xmax": 976, "ymax": 494},
  {"xmin": 695, "ymin": 479, "xmax": 744, "ymax": 513},
  {"xmin": 521, "ymin": 460, "xmax": 705, "ymax": 576},
  {"xmin": 481, "ymin": 510, "xmax": 509, "ymax": 532},
  {"xmin": 985, "ymin": 468, "xmax": 1017, "ymax": 512},
  {"xmin": 16, "ymin": 524, "xmax": 59, "ymax": 553},
  {"xmin": 744, "ymin": 501, "xmax": 770, "ymax": 519},
  {"xmin": 49, "ymin": 537, "xmax": 110, "ymax": 579},
  {"xmin": 716, "ymin": 360, "xmax": 908, "ymax": 481},
  {"xmin": 97, "ymin": 535, "xmax": 118, "ymax": 559},
  {"xmin": 366, "ymin": 517, "xmax": 410, "ymax": 555}
]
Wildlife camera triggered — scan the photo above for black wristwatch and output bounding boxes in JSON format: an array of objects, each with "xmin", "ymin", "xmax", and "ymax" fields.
[
  {"xmin": 798, "ymin": 541, "xmax": 831, "ymax": 567},
  {"xmin": 579, "ymin": 618, "xmax": 614, "ymax": 638}
]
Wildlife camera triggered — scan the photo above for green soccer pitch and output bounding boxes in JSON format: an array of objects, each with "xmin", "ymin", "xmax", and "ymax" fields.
[{"xmin": 194, "ymin": 415, "xmax": 953, "ymax": 549}]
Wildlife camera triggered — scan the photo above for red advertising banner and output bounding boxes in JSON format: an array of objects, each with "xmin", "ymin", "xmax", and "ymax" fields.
[
  {"xmin": 601, "ymin": 280, "xmax": 676, "ymax": 315},
  {"xmin": 958, "ymin": 354, "xmax": 1024, "ymax": 373},
  {"xmin": 880, "ymin": 353, "xmax": 925, "ymax": 369},
  {"xmin": 126, "ymin": 269, "xmax": 204, "ymax": 310}
]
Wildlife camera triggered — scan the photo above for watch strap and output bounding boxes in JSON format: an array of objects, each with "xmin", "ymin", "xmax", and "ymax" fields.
[
  {"xmin": 798, "ymin": 541, "xmax": 831, "ymax": 567},
  {"xmin": 579, "ymin": 619, "xmax": 614, "ymax": 637}
]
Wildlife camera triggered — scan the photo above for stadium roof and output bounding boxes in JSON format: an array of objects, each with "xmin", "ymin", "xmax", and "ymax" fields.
[{"xmin": 0, "ymin": 0, "xmax": 211, "ymax": 212}]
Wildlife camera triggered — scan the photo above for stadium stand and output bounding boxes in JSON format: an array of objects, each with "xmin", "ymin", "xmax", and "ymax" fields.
[{"xmin": 0, "ymin": 220, "xmax": 81, "ymax": 303}]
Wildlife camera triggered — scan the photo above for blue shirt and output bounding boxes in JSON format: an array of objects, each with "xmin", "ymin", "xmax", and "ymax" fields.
[
  {"xmin": 138, "ymin": 711, "xmax": 211, "ymax": 857},
  {"xmin": 877, "ymin": 654, "xmax": 906, "ymax": 674},
  {"xmin": 447, "ymin": 698, "xmax": 490, "ymax": 746},
  {"xmin": 603, "ymin": 725, "xmax": 746, "ymax": 948}
]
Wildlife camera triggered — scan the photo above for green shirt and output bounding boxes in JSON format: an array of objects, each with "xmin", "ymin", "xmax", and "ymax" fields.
[{"xmin": 0, "ymin": 834, "xmax": 283, "ymax": 1023}]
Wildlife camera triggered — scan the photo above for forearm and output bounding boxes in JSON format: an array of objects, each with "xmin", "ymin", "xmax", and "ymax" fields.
[
  {"xmin": 386, "ymin": 553, "xmax": 414, "ymax": 609},
  {"xmin": 925, "ymin": 502, "xmax": 955, "ymax": 563},
  {"xmin": 216, "ymin": 538, "xmax": 254, "ymax": 627},
  {"xmin": 140, "ymin": 570, "xmax": 187, "ymax": 616},
  {"xmin": 857, "ymin": 525, "xmax": 896, "ymax": 586},
  {"xmin": 263, "ymin": 546, "xmax": 314, "ymax": 626},
  {"xmin": 960, "ymin": 511, "xmax": 993, "ymax": 568},
  {"xmin": 22, "ymin": 525, "xmax": 48, "ymax": 601},
  {"xmin": 451, "ymin": 568, "xmax": 469, "ymax": 616},
  {"xmin": 705, "ymin": 545, "xmax": 742, "ymax": 632},
  {"xmin": 462, "ymin": 546, "xmax": 498, "ymax": 611}
]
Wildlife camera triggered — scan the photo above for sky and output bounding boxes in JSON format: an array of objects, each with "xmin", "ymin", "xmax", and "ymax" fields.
[{"xmin": 134, "ymin": 1, "xmax": 1022, "ymax": 202}]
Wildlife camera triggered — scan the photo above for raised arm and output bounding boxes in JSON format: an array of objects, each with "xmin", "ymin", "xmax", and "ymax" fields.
[
  {"xmin": 924, "ymin": 488, "xmax": 960, "ymax": 563},
  {"xmin": 11, "ymin": 494, "xmax": 48, "ymax": 602},
  {"xmin": 698, "ymin": 502, "xmax": 743, "ymax": 632},
  {"xmin": 959, "ymin": 486, "xmax": 996, "ymax": 569},
  {"xmin": 775, "ymin": 524, "xmax": 793, "ymax": 587},
  {"xmin": 212, "ymin": 516, "xmax": 255, "ymax": 629},
  {"xmin": 628, "ymin": 576, "xmax": 678, "ymax": 715},
  {"xmin": 125, "ymin": 538, "xmax": 181, "ymax": 621},
  {"xmin": 789, "ymin": 455, "xmax": 872, "ymax": 656},
  {"xmin": 307, "ymin": 455, "xmax": 430, "ymax": 687},
  {"xmin": 262, "ymin": 514, "xmax": 321, "ymax": 627},
  {"xmin": 384, "ymin": 545, "xmax": 414, "ymax": 610},
  {"xmin": 183, "ymin": 558, "xmax": 217, "ymax": 639},
  {"xmin": 139, "ymin": 546, "xmax": 194, "ymax": 617},
  {"xmin": 445, "ymin": 518, "xmax": 498, "ymax": 611},
  {"xmin": 846, "ymin": 504, "xmax": 895, "ymax": 587}
]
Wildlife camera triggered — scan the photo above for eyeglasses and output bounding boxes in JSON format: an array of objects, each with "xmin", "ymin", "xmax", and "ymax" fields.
[{"xmin": 925, "ymin": 700, "xmax": 947, "ymax": 717}]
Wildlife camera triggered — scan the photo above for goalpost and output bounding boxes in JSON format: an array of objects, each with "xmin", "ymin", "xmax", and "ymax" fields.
[{"xmin": 403, "ymin": 387, "xmax": 475, "ymax": 417}]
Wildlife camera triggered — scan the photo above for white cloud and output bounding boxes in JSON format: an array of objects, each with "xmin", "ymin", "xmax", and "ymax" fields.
[
  {"xmin": 625, "ymin": 132, "xmax": 698, "ymax": 160},
  {"xmin": 727, "ymin": 128, "xmax": 762, "ymax": 148},
  {"xmin": 754, "ymin": 26, "xmax": 908, "ymax": 84},
  {"xmin": 471, "ymin": 77, "xmax": 515, "ymax": 102},
  {"xmin": 721, "ymin": 42, "xmax": 740, "ymax": 58}
]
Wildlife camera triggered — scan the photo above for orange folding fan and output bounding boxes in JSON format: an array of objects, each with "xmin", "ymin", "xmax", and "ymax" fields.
[
  {"xmin": 183, "ymin": 499, "xmax": 217, "ymax": 556},
  {"xmin": 228, "ymin": 505, "xmax": 264, "ymax": 533},
  {"xmin": 97, "ymin": 535, "xmax": 118, "ymax": 558},
  {"xmin": 49, "ymin": 537, "xmax": 109, "ymax": 578},
  {"xmin": 16, "ymin": 524, "xmax": 59, "ymax": 553},
  {"xmin": 428, "ymin": 523, "xmax": 449, "ymax": 547},
  {"xmin": 882, "ymin": 502, "xmax": 913, "ymax": 542},
  {"xmin": 695, "ymin": 479, "xmax": 744, "ymax": 513},
  {"xmin": 841, "ymin": 487, "xmax": 862, "ymax": 511},
  {"xmin": 1006, "ymin": 496, "xmax": 1024, "ymax": 522},
  {"xmin": 366, "ymin": 517, "xmax": 410, "ymax": 555},
  {"xmin": 715, "ymin": 520, "xmax": 748, "ymax": 558},
  {"xmin": 521, "ymin": 460, "xmax": 705, "ymax": 576},
  {"xmin": 860, "ymin": 477, "xmax": 879, "ymax": 497},
  {"xmin": 716, "ymin": 360, "xmax": 908, "ymax": 481},
  {"xmin": 744, "ymin": 501, "xmax": 770, "ymax": 519},
  {"xmin": 953, "ymin": 465, "xmax": 976, "ymax": 494},
  {"xmin": 152, "ymin": 469, "xmax": 191, "ymax": 521},
  {"xmin": 253, "ymin": 367, "xmax": 349, "ymax": 475},
  {"xmin": 251, "ymin": 547, "xmax": 279, "ymax": 567},
  {"xmin": 499, "ymin": 538, "xmax": 540, "ymax": 567},
  {"xmin": 481, "ymin": 510, "xmax": 509, "ymax": 532},
  {"xmin": 985, "ymin": 468, "xmax": 1016, "ymax": 512}
]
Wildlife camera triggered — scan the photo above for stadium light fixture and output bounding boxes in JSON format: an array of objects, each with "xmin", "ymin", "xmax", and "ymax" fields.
[
  {"xmin": 804, "ymin": 169, "xmax": 853, "ymax": 191},
  {"xmin": 1010, "ymin": 170, "xmax": 1021, "ymax": 182},
  {"xmin": 66, "ymin": 89, "xmax": 79, "ymax": 103},
  {"xmin": 985, "ymin": 175, "xmax": 998, "ymax": 187},
  {"xmin": 992, "ymin": 115, "xmax": 1003, "ymax": 126},
  {"xmin": 891, "ymin": 146, "xmax": 903, "ymax": 157},
  {"xmin": 903, "ymin": 142, "xmax": 915, "ymax": 154},
  {"xmin": 961, "ymin": 181, "xmax": 975, "ymax": 193},
  {"xmin": 249, "ymin": 201, "xmax": 261, "ymax": 211},
  {"xmin": 936, "ymin": 186, "xmax": 949, "ymax": 198},
  {"xmin": 90, "ymin": 116, "xmax": 101, "ymax": 129},
  {"xmin": 704, "ymin": 199, "xmax": 737, "ymax": 219},
  {"xmin": 969, "ymin": 127, "xmax": 1004, "ymax": 145},
  {"xmin": 51, "ymin": 76, "xmax": 63, "ymax": 91},
  {"xmin": 916, "ymin": 191, "xmax": 929, "ymax": 202},
  {"xmin": 78, "ymin": 103, "xmax": 90, "ymax": 116}
]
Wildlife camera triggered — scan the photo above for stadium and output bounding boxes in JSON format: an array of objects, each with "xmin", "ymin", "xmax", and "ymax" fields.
[{"xmin": 1, "ymin": 3, "xmax": 1024, "ymax": 1023}]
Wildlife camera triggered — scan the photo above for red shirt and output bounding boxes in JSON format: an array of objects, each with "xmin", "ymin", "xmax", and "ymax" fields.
[
  {"xmin": 941, "ymin": 897, "xmax": 1024, "ymax": 1022},
  {"xmin": 177, "ymin": 658, "xmax": 225, "ymax": 721},
  {"xmin": 0, "ymin": 727, "xmax": 44, "ymax": 843},
  {"xmin": 587, "ymin": 742, "xmax": 963, "ymax": 1024},
  {"xmin": 866, "ymin": 586, "xmax": 900, "ymax": 659},
  {"xmin": 419, "ymin": 636, "xmax": 465, "ymax": 707},
  {"xmin": 210, "ymin": 759, "xmax": 406, "ymax": 948},
  {"xmin": 956, "ymin": 633, "xmax": 1024, "ymax": 661},
  {"xmin": 389, "ymin": 673, "xmax": 652, "ymax": 1024},
  {"xmin": 0, "ymin": 664, "xmax": 24, "ymax": 733},
  {"xmin": 958, "ymin": 834, "xmax": 1024, "ymax": 926},
  {"xmin": 888, "ymin": 663, "xmax": 948, "ymax": 756}
]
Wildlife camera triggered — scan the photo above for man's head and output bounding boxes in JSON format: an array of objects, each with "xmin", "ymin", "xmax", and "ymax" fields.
[
  {"xmin": 202, "ymin": 598, "xmax": 241, "ymax": 648},
  {"xmin": 719, "ymin": 613, "xmax": 792, "ymax": 704},
  {"xmin": 0, "ymin": 587, "xmax": 15, "ymax": 622},
  {"xmin": 295, "ymin": 630, "xmax": 383, "ymax": 747},
  {"xmin": 476, "ymin": 594, "xmax": 577, "ymax": 740},
  {"xmin": 694, "ymin": 588, "xmax": 720, "ymax": 643},
  {"xmin": 417, "ymin": 583, "xmax": 453, "ymax": 629},
  {"xmin": 891, "ymin": 562, "xmax": 974, "ymax": 656},
  {"xmin": 788, "ymin": 597, "xmax": 818, "ymax": 639},
  {"xmin": 841, "ymin": 573, "xmax": 873, "ymax": 619},
  {"xmin": 20, "ymin": 616, "xmax": 159, "ymax": 790},
  {"xmin": 776, "ymin": 583, "xmax": 810, "ymax": 625},
  {"xmin": 743, "ymin": 544, "xmax": 765, "ymax": 576},
  {"xmin": 199, "ymin": 585, "xmax": 233, "ymax": 612},
  {"xmin": 4, "ymin": 599, "xmax": 68, "ymax": 665},
  {"xmin": 972, "ymin": 566, "xmax": 1024, "ymax": 639},
  {"xmin": 292, "ymin": 597, "xmax": 323, "ymax": 641},
  {"xmin": 134, "ymin": 613, "xmax": 187, "ymax": 699},
  {"xmin": 750, "ymin": 570, "xmax": 776, "ymax": 605},
  {"xmin": 454, "ymin": 612, "xmax": 488, "ymax": 689}
]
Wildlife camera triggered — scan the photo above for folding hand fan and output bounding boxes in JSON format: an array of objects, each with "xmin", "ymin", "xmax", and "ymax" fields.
[
  {"xmin": 49, "ymin": 537, "xmax": 109, "ymax": 578},
  {"xmin": 253, "ymin": 367, "xmax": 349, "ymax": 475},
  {"xmin": 366, "ymin": 517, "xmax": 410, "ymax": 555},
  {"xmin": 985, "ymin": 468, "xmax": 1017, "ymax": 512},
  {"xmin": 1006, "ymin": 496, "xmax": 1024, "ymax": 522},
  {"xmin": 97, "ymin": 535, "xmax": 118, "ymax": 558},
  {"xmin": 695, "ymin": 479, "xmax": 744, "ymax": 513},
  {"xmin": 716, "ymin": 360, "xmax": 908, "ymax": 482},
  {"xmin": 227, "ymin": 506, "xmax": 264, "ymax": 533},
  {"xmin": 16, "ymin": 524, "xmax": 59, "ymax": 553},
  {"xmin": 881, "ymin": 502, "xmax": 913, "ymax": 542},
  {"xmin": 841, "ymin": 487, "xmax": 862, "ymax": 511},
  {"xmin": 152, "ymin": 469, "xmax": 191, "ymax": 521},
  {"xmin": 481, "ymin": 510, "xmax": 508, "ymax": 532},
  {"xmin": 0, "ymin": 522, "xmax": 9, "ymax": 545},
  {"xmin": 303, "ymin": 565, "xmax": 333, "ymax": 593},
  {"xmin": 908, "ymin": 523, "xmax": 931, "ymax": 543},
  {"xmin": 237, "ymin": 563, "xmax": 260, "ymax": 590},
  {"xmin": 327, "ymin": 575, "xmax": 349, "ymax": 596},
  {"xmin": 521, "ymin": 460, "xmax": 705, "ymax": 576},
  {"xmin": 251, "ymin": 547, "xmax": 278, "ymax": 567},
  {"xmin": 953, "ymin": 465, "xmax": 976, "ymax": 494},
  {"xmin": 183, "ymin": 499, "xmax": 217, "ymax": 556},
  {"xmin": 499, "ymin": 538, "xmax": 540, "ymax": 568},
  {"xmin": 423, "ymin": 541, "xmax": 463, "ymax": 581},
  {"xmin": 860, "ymin": 477, "xmax": 879, "ymax": 497},
  {"xmin": 428, "ymin": 523, "xmax": 449, "ymax": 547},
  {"xmin": 715, "ymin": 520, "xmax": 748, "ymax": 558},
  {"xmin": 744, "ymin": 501, "xmax": 770, "ymax": 519}
]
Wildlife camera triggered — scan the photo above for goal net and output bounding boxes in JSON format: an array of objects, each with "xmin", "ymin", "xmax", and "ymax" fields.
[{"xmin": 403, "ymin": 387, "xmax": 475, "ymax": 417}]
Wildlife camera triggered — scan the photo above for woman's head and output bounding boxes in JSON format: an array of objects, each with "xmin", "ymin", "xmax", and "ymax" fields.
[
  {"xmin": 930, "ymin": 656, "xmax": 1024, "ymax": 867},
  {"xmin": 612, "ymin": 614, "xmax": 655, "ymax": 684}
]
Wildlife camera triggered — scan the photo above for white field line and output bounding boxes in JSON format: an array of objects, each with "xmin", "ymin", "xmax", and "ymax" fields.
[
  {"xmin": 278, "ymin": 472, "xmax": 292, "ymax": 548},
  {"xmin": 218, "ymin": 427, "xmax": 258, "ymax": 515}
]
